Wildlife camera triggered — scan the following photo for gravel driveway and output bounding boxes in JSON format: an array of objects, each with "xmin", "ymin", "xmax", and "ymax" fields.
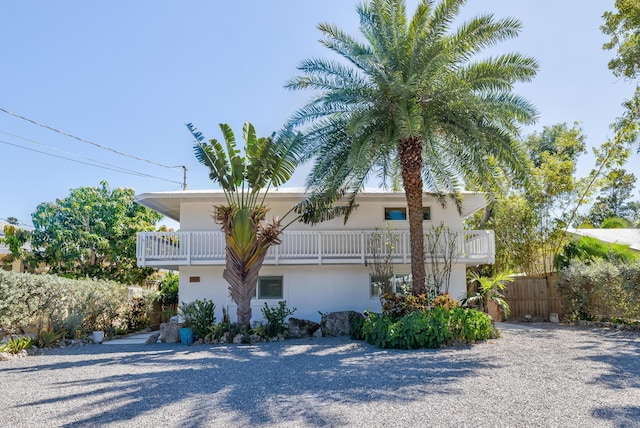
[{"xmin": 1, "ymin": 323, "xmax": 639, "ymax": 427}]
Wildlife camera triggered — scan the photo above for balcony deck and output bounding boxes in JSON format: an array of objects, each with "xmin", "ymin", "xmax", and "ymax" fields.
[{"xmin": 137, "ymin": 230, "xmax": 495, "ymax": 268}]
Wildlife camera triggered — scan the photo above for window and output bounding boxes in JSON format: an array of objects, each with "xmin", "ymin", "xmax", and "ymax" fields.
[
  {"xmin": 370, "ymin": 274, "xmax": 412, "ymax": 297},
  {"xmin": 254, "ymin": 276, "xmax": 283, "ymax": 299},
  {"xmin": 384, "ymin": 207, "xmax": 406, "ymax": 220},
  {"xmin": 384, "ymin": 207, "xmax": 431, "ymax": 220},
  {"xmin": 422, "ymin": 207, "xmax": 431, "ymax": 220}
]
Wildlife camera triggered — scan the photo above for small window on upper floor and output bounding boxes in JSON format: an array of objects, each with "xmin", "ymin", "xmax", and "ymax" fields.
[
  {"xmin": 384, "ymin": 207, "xmax": 406, "ymax": 220},
  {"xmin": 384, "ymin": 207, "xmax": 431, "ymax": 221},
  {"xmin": 422, "ymin": 206, "xmax": 431, "ymax": 221}
]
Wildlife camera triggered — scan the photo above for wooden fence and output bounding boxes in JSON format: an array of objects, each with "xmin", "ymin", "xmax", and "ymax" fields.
[{"xmin": 502, "ymin": 275, "xmax": 564, "ymax": 321}]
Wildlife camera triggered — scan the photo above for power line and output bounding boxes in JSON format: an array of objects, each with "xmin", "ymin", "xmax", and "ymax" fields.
[
  {"xmin": 0, "ymin": 106, "xmax": 182, "ymax": 170},
  {"xmin": 0, "ymin": 139, "xmax": 183, "ymax": 185},
  {"xmin": 0, "ymin": 129, "xmax": 175, "ymax": 180}
]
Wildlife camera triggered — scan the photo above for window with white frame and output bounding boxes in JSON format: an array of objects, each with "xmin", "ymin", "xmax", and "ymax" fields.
[
  {"xmin": 253, "ymin": 276, "xmax": 283, "ymax": 299},
  {"xmin": 370, "ymin": 274, "xmax": 412, "ymax": 297}
]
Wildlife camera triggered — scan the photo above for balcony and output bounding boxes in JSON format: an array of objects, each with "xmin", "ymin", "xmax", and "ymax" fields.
[{"xmin": 137, "ymin": 230, "xmax": 494, "ymax": 268}]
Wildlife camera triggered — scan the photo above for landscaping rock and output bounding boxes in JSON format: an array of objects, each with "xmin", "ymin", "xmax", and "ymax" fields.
[
  {"xmin": 249, "ymin": 334, "xmax": 263, "ymax": 344},
  {"xmin": 287, "ymin": 318, "xmax": 321, "ymax": 338},
  {"xmin": 145, "ymin": 333, "xmax": 160, "ymax": 345},
  {"xmin": 320, "ymin": 311, "xmax": 364, "ymax": 336},
  {"xmin": 159, "ymin": 323, "xmax": 180, "ymax": 343}
]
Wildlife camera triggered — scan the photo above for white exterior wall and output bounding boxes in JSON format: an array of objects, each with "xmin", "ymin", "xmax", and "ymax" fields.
[
  {"xmin": 178, "ymin": 193, "xmax": 466, "ymax": 233},
  {"xmin": 179, "ymin": 262, "xmax": 468, "ymax": 325},
  {"xmin": 153, "ymin": 190, "xmax": 484, "ymax": 323}
]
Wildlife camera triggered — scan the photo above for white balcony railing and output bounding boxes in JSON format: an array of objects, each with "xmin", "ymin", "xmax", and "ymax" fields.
[{"xmin": 136, "ymin": 229, "xmax": 495, "ymax": 267}]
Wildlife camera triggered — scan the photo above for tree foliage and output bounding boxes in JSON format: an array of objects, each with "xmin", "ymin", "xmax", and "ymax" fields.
[
  {"xmin": 602, "ymin": 0, "xmax": 640, "ymax": 80},
  {"xmin": 587, "ymin": 168, "xmax": 637, "ymax": 226},
  {"xmin": 1, "ymin": 224, "xmax": 30, "ymax": 265},
  {"xmin": 602, "ymin": 0, "xmax": 640, "ymax": 153},
  {"xmin": 29, "ymin": 181, "xmax": 162, "ymax": 284},
  {"xmin": 286, "ymin": 0, "xmax": 537, "ymax": 294}
]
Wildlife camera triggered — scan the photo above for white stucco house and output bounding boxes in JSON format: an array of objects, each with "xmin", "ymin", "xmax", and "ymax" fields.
[{"xmin": 135, "ymin": 189, "xmax": 495, "ymax": 323}]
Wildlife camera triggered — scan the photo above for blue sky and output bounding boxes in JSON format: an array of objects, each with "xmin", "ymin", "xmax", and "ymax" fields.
[{"xmin": 1, "ymin": 1, "xmax": 637, "ymax": 228}]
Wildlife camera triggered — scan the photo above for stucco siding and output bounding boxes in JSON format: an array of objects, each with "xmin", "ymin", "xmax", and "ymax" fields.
[{"xmin": 179, "ymin": 262, "xmax": 468, "ymax": 324}]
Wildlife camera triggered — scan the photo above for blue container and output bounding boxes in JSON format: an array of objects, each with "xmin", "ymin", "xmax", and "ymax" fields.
[{"xmin": 179, "ymin": 327, "xmax": 194, "ymax": 346}]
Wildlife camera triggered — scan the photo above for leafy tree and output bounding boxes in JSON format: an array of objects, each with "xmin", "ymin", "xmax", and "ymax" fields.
[
  {"xmin": 587, "ymin": 168, "xmax": 637, "ymax": 226},
  {"xmin": 602, "ymin": 0, "xmax": 640, "ymax": 80},
  {"xmin": 1, "ymin": 224, "xmax": 30, "ymax": 266},
  {"xmin": 5, "ymin": 217, "xmax": 19, "ymax": 226},
  {"xmin": 286, "ymin": 0, "xmax": 537, "ymax": 295},
  {"xmin": 30, "ymin": 181, "xmax": 162, "ymax": 283},
  {"xmin": 472, "ymin": 193, "xmax": 539, "ymax": 275},
  {"xmin": 188, "ymin": 122, "xmax": 342, "ymax": 330},
  {"xmin": 624, "ymin": 200, "xmax": 640, "ymax": 226},
  {"xmin": 602, "ymin": 0, "xmax": 640, "ymax": 153}
]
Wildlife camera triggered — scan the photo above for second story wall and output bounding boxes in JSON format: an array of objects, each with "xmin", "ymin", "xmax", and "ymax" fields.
[{"xmin": 177, "ymin": 191, "xmax": 478, "ymax": 233}]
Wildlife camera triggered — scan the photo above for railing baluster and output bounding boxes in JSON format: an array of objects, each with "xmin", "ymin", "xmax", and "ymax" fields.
[{"xmin": 136, "ymin": 229, "xmax": 494, "ymax": 266}]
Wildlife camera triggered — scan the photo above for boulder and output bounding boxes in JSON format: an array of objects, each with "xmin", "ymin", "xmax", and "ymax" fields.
[
  {"xmin": 288, "ymin": 318, "xmax": 321, "ymax": 338},
  {"xmin": 321, "ymin": 311, "xmax": 364, "ymax": 336},
  {"xmin": 159, "ymin": 323, "xmax": 181, "ymax": 343},
  {"xmin": 145, "ymin": 333, "xmax": 160, "ymax": 345}
]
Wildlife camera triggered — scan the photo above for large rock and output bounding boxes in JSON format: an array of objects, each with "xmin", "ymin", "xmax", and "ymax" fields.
[
  {"xmin": 288, "ymin": 318, "xmax": 321, "ymax": 338},
  {"xmin": 159, "ymin": 323, "xmax": 181, "ymax": 343},
  {"xmin": 145, "ymin": 333, "xmax": 160, "ymax": 345},
  {"xmin": 321, "ymin": 311, "xmax": 364, "ymax": 336}
]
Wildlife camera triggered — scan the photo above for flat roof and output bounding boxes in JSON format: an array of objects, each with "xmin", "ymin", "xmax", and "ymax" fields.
[{"xmin": 135, "ymin": 188, "xmax": 489, "ymax": 222}]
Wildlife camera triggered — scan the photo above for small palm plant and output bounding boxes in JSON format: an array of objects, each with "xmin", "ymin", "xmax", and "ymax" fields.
[{"xmin": 464, "ymin": 271, "xmax": 514, "ymax": 319}]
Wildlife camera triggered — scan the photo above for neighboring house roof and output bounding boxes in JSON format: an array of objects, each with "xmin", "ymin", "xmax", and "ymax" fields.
[
  {"xmin": 567, "ymin": 228, "xmax": 640, "ymax": 251},
  {"xmin": 135, "ymin": 188, "xmax": 490, "ymax": 222}
]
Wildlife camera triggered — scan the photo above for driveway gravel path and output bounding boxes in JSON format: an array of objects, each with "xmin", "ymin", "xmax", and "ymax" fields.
[{"xmin": 1, "ymin": 323, "xmax": 639, "ymax": 427}]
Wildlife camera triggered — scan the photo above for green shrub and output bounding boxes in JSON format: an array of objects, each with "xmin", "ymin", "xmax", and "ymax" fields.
[
  {"xmin": 350, "ymin": 313, "xmax": 366, "ymax": 340},
  {"xmin": 380, "ymin": 293, "xmax": 430, "ymax": 321},
  {"xmin": 154, "ymin": 272, "xmax": 179, "ymax": 310},
  {"xmin": 557, "ymin": 236, "xmax": 637, "ymax": 269},
  {"xmin": 601, "ymin": 217, "xmax": 629, "ymax": 229},
  {"xmin": 362, "ymin": 307, "xmax": 492, "ymax": 349},
  {"xmin": 0, "ymin": 335, "xmax": 34, "ymax": 354},
  {"xmin": 559, "ymin": 260, "xmax": 640, "ymax": 320},
  {"xmin": 180, "ymin": 299, "xmax": 216, "ymax": 340},
  {"xmin": 261, "ymin": 301, "xmax": 296, "ymax": 338},
  {"xmin": 123, "ymin": 296, "xmax": 151, "ymax": 332},
  {"xmin": 36, "ymin": 330, "xmax": 64, "ymax": 348},
  {"xmin": 0, "ymin": 271, "xmax": 129, "ymax": 338}
]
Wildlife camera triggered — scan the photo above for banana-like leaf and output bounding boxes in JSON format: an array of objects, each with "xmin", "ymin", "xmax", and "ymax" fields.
[{"xmin": 219, "ymin": 123, "xmax": 246, "ymax": 188}]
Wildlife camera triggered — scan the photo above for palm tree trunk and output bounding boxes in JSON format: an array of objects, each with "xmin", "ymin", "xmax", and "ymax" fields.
[
  {"xmin": 223, "ymin": 249, "xmax": 267, "ymax": 330},
  {"xmin": 398, "ymin": 135, "xmax": 426, "ymax": 295}
]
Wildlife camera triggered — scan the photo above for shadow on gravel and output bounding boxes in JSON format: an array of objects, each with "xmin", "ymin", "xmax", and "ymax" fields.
[
  {"xmin": 8, "ymin": 338, "xmax": 499, "ymax": 427},
  {"xmin": 592, "ymin": 405, "xmax": 640, "ymax": 428},
  {"xmin": 577, "ymin": 329, "xmax": 640, "ymax": 390}
]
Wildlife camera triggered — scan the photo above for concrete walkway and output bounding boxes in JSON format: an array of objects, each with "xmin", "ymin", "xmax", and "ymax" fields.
[{"xmin": 102, "ymin": 332, "xmax": 156, "ymax": 345}]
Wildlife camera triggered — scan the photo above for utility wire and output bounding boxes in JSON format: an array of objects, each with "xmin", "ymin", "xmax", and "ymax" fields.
[
  {"xmin": 0, "ymin": 129, "xmax": 173, "ymax": 180},
  {"xmin": 0, "ymin": 139, "xmax": 183, "ymax": 185},
  {"xmin": 0, "ymin": 106, "xmax": 183, "ymax": 170}
]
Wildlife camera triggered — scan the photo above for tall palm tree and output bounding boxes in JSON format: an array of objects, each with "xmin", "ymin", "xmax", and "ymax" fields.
[
  {"xmin": 286, "ymin": 0, "xmax": 538, "ymax": 296},
  {"xmin": 187, "ymin": 122, "xmax": 303, "ymax": 330}
]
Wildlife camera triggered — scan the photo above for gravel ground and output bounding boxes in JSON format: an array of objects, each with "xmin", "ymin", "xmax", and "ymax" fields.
[{"xmin": 1, "ymin": 323, "xmax": 639, "ymax": 428}]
